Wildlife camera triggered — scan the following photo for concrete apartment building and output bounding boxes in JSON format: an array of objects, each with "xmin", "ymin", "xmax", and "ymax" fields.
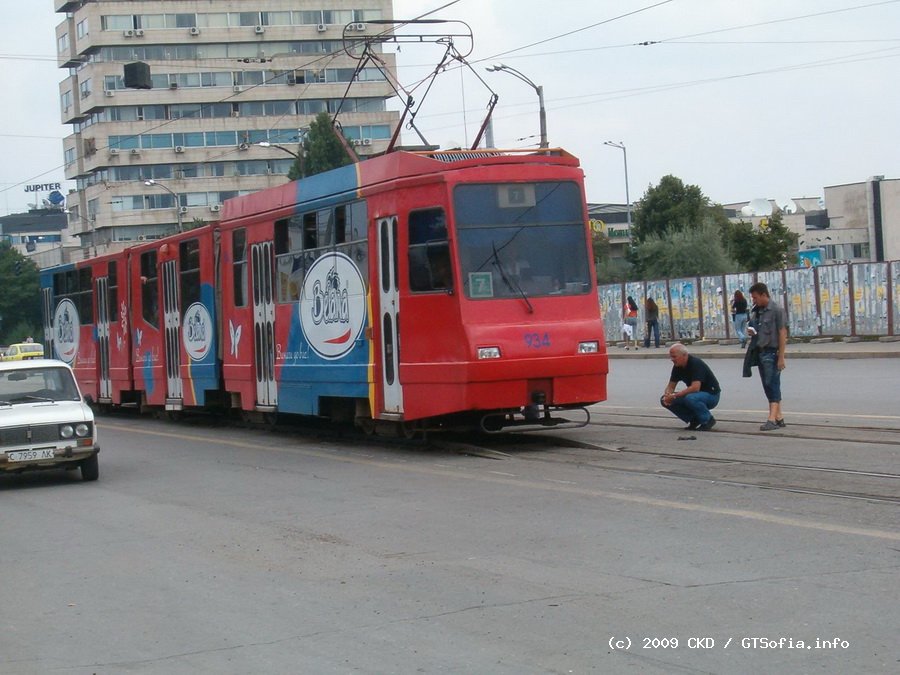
[{"xmin": 55, "ymin": 0, "xmax": 398, "ymax": 260}]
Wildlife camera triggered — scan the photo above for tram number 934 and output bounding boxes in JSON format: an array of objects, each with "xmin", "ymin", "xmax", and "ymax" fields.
[{"xmin": 523, "ymin": 332, "xmax": 551, "ymax": 349}]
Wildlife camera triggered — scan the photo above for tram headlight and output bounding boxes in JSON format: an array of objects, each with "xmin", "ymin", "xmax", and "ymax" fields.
[
  {"xmin": 477, "ymin": 346, "xmax": 502, "ymax": 359},
  {"xmin": 577, "ymin": 341, "xmax": 599, "ymax": 354}
]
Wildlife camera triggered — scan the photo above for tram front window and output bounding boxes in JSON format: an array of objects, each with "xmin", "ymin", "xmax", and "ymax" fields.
[{"xmin": 454, "ymin": 181, "xmax": 591, "ymax": 299}]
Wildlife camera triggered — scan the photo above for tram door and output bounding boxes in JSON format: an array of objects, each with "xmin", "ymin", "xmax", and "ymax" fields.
[
  {"xmin": 161, "ymin": 259, "xmax": 183, "ymax": 405},
  {"xmin": 41, "ymin": 287, "xmax": 53, "ymax": 358},
  {"xmin": 377, "ymin": 216, "xmax": 403, "ymax": 414},
  {"xmin": 251, "ymin": 242, "xmax": 277, "ymax": 408},
  {"xmin": 95, "ymin": 276, "xmax": 112, "ymax": 400}
]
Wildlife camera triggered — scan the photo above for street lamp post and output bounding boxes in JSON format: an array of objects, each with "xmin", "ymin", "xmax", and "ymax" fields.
[
  {"xmin": 258, "ymin": 141, "xmax": 305, "ymax": 178},
  {"xmin": 144, "ymin": 179, "xmax": 182, "ymax": 233},
  {"xmin": 485, "ymin": 63, "xmax": 548, "ymax": 149},
  {"xmin": 603, "ymin": 141, "xmax": 631, "ymax": 231}
]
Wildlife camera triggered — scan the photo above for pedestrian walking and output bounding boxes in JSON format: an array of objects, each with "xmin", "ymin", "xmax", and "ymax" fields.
[
  {"xmin": 644, "ymin": 297, "xmax": 660, "ymax": 348},
  {"xmin": 745, "ymin": 282, "xmax": 787, "ymax": 431},
  {"xmin": 731, "ymin": 290, "xmax": 749, "ymax": 348},
  {"xmin": 660, "ymin": 343, "xmax": 721, "ymax": 430},
  {"xmin": 623, "ymin": 296, "xmax": 639, "ymax": 350}
]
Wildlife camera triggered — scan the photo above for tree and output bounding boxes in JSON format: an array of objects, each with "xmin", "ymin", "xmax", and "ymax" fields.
[
  {"xmin": 0, "ymin": 243, "xmax": 41, "ymax": 344},
  {"xmin": 631, "ymin": 221, "xmax": 738, "ymax": 280},
  {"xmin": 723, "ymin": 212, "xmax": 799, "ymax": 271},
  {"xmin": 290, "ymin": 112, "xmax": 355, "ymax": 180},
  {"xmin": 631, "ymin": 175, "xmax": 712, "ymax": 243}
]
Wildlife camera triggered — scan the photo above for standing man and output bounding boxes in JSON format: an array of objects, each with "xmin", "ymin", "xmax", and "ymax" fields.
[
  {"xmin": 748, "ymin": 281, "xmax": 787, "ymax": 431},
  {"xmin": 660, "ymin": 343, "xmax": 721, "ymax": 430}
]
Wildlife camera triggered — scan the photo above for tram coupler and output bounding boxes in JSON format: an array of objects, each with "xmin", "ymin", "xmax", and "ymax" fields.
[{"xmin": 479, "ymin": 405, "xmax": 591, "ymax": 434}]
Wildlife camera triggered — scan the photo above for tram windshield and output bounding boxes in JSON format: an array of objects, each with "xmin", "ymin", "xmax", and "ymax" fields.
[{"xmin": 454, "ymin": 181, "xmax": 592, "ymax": 300}]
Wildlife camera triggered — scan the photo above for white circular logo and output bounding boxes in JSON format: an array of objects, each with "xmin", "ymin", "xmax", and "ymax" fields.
[
  {"xmin": 182, "ymin": 303, "xmax": 213, "ymax": 361},
  {"xmin": 299, "ymin": 252, "xmax": 367, "ymax": 360},
  {"xmin": 53, "ymin": 298, "xmax": 80, "ymax": 363}
]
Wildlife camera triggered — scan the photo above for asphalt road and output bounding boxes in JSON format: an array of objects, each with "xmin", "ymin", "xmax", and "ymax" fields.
[{"xmin": 1, "ymin": 358, "xmax": 898, "ymax": 674}]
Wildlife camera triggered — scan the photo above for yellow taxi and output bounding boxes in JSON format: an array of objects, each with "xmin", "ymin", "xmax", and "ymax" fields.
[{"xmin": 1, "ymin": 343, "xmax": 45, "ymax": 361}]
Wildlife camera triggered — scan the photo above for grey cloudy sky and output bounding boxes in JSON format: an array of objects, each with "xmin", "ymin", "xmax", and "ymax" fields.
[{"xmin": 3, "ymin": 0, "xmax": 899, "ymax": 215}]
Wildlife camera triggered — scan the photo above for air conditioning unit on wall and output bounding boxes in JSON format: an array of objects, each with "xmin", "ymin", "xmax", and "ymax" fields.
[
  {"xmin": 178, "ymin": 206, "xmax": 189, "ymax": 215},
  {"xmin": 209, "ymin": 204, "xmax": 221, "ymax": 212},
  {"xmin": 316, "ymin": 23, "xmax": 327, "ymax": 32},
  {"xmin": 174, "ymin": 145, "xmax": 185, "ymax": 153},
  {"xmin": 189, "ymin": 27, "xmax": 200, "ymax": 36},
  {"xmin": 254, "ymin": 25, "xmax": 265, "ymax": 34}
]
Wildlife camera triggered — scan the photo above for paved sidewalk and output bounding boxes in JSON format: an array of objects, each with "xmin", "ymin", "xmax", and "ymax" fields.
[{"xmin": 608, "ymin": 337, "xmax": 900, "ymax": 359}]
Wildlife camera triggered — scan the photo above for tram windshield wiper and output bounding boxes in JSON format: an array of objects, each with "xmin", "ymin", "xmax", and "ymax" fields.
[{"xmin": 491, "ymin": 242, "xmax": 533, "ymax": 313}]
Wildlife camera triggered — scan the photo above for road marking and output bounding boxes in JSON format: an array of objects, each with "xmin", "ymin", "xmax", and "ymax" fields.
[{"xmin": 103, "ymin": 422, "xmax": 900, "ymax": 542}]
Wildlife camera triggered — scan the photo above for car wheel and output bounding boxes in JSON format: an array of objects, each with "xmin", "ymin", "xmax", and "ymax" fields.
[{"xmin": 81, "ymin": 454, "xmax": 99, "ymax": 481}]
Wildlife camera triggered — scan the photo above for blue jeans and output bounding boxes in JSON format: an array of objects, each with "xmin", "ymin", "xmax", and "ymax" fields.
[
  {"xmin": 758, "ymin": 349, "xmax": 782, "ymax": 402},
  {"xmin": 661, "ymin": 391, "xmax": 720, "ymax": 425},
  {"xmin": 644, "ymin": 319, "xmax": 660, "ymax": 348},
  {"xmin": 733, "ymin": 312, "xmax": 748, "ymax": 345}
]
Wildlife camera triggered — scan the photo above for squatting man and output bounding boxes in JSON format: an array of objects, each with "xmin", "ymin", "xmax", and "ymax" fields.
[{"xmin": 660, "ymin": 343, "xmax": 722, "ymax": 431}]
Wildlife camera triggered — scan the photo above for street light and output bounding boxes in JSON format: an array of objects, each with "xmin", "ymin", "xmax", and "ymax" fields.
[
  {"xmin": 485, "ymin": 63, "xmax": 548, "ymax": 149},
  {"xmin": 144, "ymin": 179, "xmax": 182, "ymax": 233},
  {"xmin": 603, "ymin": 141, "xmax": 631, "ymax": 231},
  {"xmin": 258, "ymin": 140, "xmax": 306, "ymax": 179}
]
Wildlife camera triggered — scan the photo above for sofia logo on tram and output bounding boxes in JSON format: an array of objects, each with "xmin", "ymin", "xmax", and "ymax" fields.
[
  {"xmin": 182, "ymin": 303, "xmax": 213, "ymax": 361},
  {"xmin": 53, "ymin": 298, "xmax": 80, "ymax": 363},
  {"xmin": 299, "ymin": 252, "xmax": 366, "ymax": 360}
]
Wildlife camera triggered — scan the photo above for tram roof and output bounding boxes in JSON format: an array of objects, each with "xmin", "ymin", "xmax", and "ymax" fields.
[{"xmin": 222, "ymin": 148, "xmax": 580, "ymax": 221}]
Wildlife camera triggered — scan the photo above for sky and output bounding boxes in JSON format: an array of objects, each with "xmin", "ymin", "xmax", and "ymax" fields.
[{"xmin": 2, "ymin": 0, "xmax": 899, "ymax": 216}]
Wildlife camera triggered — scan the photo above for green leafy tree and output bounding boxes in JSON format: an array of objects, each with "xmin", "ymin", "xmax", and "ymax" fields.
[
  {"xmin": 723, "ymin": 212, "xmax": 799, "ymax": 271},
  {"xmin": 289, "ymin": 112, "xmax": 355, "ymax": 180},
  {"xmin": 631, "ymin": 221, "xmax": 738, "ymax": 280},
  {"xmin": 0, "ymin": 243, "xmax": 41, "ymax": 344},
  {"xmin": 631, "ymin": 175, "xmax": 710, "ymax": 243}
]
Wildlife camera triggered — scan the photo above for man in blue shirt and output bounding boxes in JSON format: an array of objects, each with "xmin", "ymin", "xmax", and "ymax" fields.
[{"xmin": 661, "ymin": 343, "xmax": 721, "ymax": 431}]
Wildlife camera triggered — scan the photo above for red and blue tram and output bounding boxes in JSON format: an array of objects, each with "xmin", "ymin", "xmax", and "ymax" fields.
[{"xmin": 41, "ymin": 149, "xmax": 608, "ymax": 431}]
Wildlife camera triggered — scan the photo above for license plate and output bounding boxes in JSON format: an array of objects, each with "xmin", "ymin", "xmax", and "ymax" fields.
[{"xmin": 8, "ymin": 449, "xmax": 55, "ymax": 462}]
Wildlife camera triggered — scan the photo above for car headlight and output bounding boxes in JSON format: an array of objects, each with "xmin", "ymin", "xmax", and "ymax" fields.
[
  {"xmin": 75, "ymin": 423, "xmax": 91, "ymax": 437},
  {"xmin": 477, "ymin": 346, "xmax": 501, "ymax": 359},
  {"xmin": 578, "ymin": 341, "xmax": 599, "ymax": 353},
  {"xmin": 60, "ymin": 424, "xmax": 74, "ymax": 439}
]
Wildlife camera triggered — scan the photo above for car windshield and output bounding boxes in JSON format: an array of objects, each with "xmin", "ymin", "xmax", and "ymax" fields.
[
  {"xmin": 22, "ymin": 344, "xmax": 44, "ymax": 354},
  {"xmin": 0, "ymin": 366, "xmax": 81, "ymax": 404},
  {"xmin": 454, "ymin": 181, "xmax": 592, "ymax": 300}
]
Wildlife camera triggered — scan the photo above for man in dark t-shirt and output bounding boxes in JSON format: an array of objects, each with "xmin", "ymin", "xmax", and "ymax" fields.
[{"xmin": 660, "ymin": 343, "xmax": 721, "ymax": 430}]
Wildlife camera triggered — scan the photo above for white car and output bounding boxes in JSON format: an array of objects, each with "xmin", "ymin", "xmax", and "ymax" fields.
[{"xmin": 0, "ymin": 359, "xmax": 99, "ymax": 481}]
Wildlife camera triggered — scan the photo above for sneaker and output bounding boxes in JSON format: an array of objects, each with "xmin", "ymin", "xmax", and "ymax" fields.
[
  {"xmin": 776, "ymin": 419, "xmax": 786, "ymax": 428},
  {"xmin": 625, "ymin": 346, "xmax": 629, "ymax": 350},
  {"xmin": 684, "ymin": 421, "xmax": 700, "ymax": 431},
  {"xmin": 698, "ymin": 416, "xmax": 716, "ymax": 431},
  {"xmin": 759, "ymin": 420, "xmax": 779, "ymax": 431}
]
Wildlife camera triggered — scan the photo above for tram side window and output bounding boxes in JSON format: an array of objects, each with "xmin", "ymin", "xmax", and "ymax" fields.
[
  {"xmin": 232, "ymin": 229, "xmax": 247, "ymax": 307},
  {"xmin": 51, "ymin": 269, "xmax": 92, "ymax": 326},
  {"xmin": 108, "ymin": 261, "xmax": 118, "ymax": 322},
  {"xmin": 179, "ymin": 239, "xmax": 201, "ymax": 307},
  {"xmin": 77, "ymin": 268, "xmax": 94, "ymax": 324},
  {"xmin": 140, "ymin": 251, "xmax": 159, "ymax": 328},
  {"xmin": 408, "ymin": 208, "xmax": 452, "ymax": 292},
  {"xmin": 274, "ymin": 217, "xmax": 303, "ymax": 304}
]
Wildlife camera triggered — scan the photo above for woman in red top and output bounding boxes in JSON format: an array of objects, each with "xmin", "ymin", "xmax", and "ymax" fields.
[{"xmin": 623, "ymin": 295, "xmax": 639, "ymax": 350}]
